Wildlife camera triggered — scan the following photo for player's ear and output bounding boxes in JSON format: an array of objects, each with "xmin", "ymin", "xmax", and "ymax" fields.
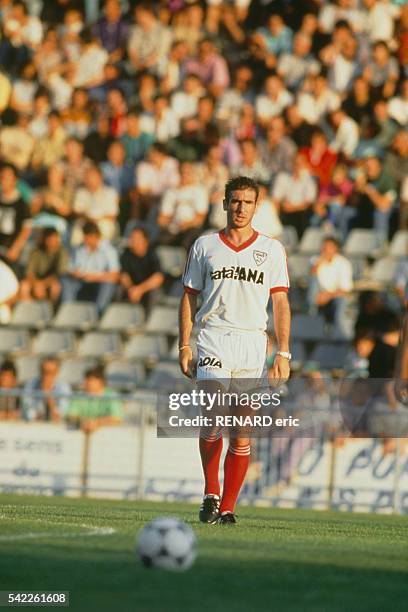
[{"xmin": 222, "ymin": 199, "xmax": 228, "ymax": 211}]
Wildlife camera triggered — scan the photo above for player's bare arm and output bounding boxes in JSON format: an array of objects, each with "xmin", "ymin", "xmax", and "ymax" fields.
[
  {"xmin": 271, "ymin": 291, "xmax": 291, "ymax": 384},
  {"xmin": 178, "ymin": 290, "xmax": 197, "ymax": 378}
]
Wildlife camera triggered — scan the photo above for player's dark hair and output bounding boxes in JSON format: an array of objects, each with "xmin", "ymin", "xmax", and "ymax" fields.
[{"xmin": 224, "ymin": 176, "xmax": 259, "ymax": 203}]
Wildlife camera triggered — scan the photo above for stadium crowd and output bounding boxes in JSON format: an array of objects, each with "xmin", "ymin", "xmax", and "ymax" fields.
[{"xmin": 0, "ymin": 0, "xmax": 407, "ymax": 430}]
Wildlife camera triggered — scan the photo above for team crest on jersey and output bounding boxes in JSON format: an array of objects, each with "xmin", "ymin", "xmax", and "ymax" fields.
[
  {"xmin": 253, "ymin": 250, "xmax": 267, "ymax": 266},
  {"xmin": 198, "ymin": 356, "xmax": 222, "ymax": 369}
]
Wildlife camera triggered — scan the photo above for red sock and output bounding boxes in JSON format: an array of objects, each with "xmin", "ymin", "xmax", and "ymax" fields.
[
  {"xmin": 199, "ymin": 434, "xmax": 223, "ymax": 496},
  {"xmin": 219, "ymin": 443, "xmax": 251, "ymax": 513}
]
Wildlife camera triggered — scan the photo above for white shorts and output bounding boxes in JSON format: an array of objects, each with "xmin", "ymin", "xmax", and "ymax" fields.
[{"xmin": 196, "ymin": 328, "xmax": 267, "ymax": 388}]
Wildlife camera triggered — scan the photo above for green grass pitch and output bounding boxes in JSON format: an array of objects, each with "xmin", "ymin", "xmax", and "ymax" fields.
[{"xmin": 0, "ymin": 494, "xmax": 407, "ymax": 612}]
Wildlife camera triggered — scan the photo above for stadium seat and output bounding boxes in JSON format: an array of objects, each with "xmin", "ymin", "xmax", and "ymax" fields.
[
  {"xmin": 349, "ymin": 257, "xmax": 367, "ymax": 281},
  {"xmin": 147, "ymin": 361, "xmax": 187, "ymax": 391},
  {"xmin": 145, "ymin": 306, "xmax": 179, "ymax": 334},
  {"xmin": 369, "ymin": 257, "xmax": 398, "ymax": 286},
  {"xmin": 298, "ymin": 228, "xmax": 325, "ymax": 255},
  {"xmin": 9, "ymin": 301, "xmax": 53, "ymax": 329},
  {"xmin": 309, "ymin": 343, "xmax": 349, "ymax": 370},
  {"xmin": 59, "ymin": 358, "xmax": 97, "ymax": 387},
  {"xmin": 105, "ymin": 360, "xmax": 146, "ymax": 391},
  {"xmin": 32, "ymin": 330, "xmax": 75, "ymax": 356},
  {"xmin": 388, "ymin": 230, "xmax": 408, "ymax": 258},
  {"xmin": 287, "ymin": 255, "xmax": 311, "ymax": 284},
  {"xmin": 280, "ymin": 226, "xmax": 299, "ymax": 254},
  {"xmin": 0, "ymin": 328, "xmax": 30, "ymax": 355},
  {"xmin": 52, "ymin": 302, "xmax": 98, "ymax": 331},
  {"xmin": 156, "ymin": 246, "xmax": 186, "ymax": 277},
  {"xmin": 344, "ymin": 229, "xmax": 377, "ymax": 257},
  {"xmin": 291, "ymin": 314, "xmax": 326, "ymax": 341},
  {"xmin": 77, "ymin": 332, "xmax": 121, "ymax": 359},
  {"xmin": 99, "ymin": 303, "xmax": 145, "ymax": 333},
  {"xmin": 14, "ymin": 355, "xmax": 41, "ymax": 384},
  {"xmin": 124, "ymin": 334, "xmax": 168, "ymax": 362}
]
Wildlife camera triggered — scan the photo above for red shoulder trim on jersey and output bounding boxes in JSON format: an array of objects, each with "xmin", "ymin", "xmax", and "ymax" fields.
[
  {"xmin": 183, "ymin": 286, "xmax": 200, "ymax": 295},
  {"xmin": 218, "ymin": 229, "xmax": 259, "ymax": 252},
  {"xmin": 270, "ymin": 286, "xmax": 289, "ymax": 294}
]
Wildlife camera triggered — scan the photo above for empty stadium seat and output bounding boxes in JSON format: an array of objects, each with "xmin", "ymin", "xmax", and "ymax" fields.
[
  {"xmin": 10, "ymin": 301, "xmax": 53, "ymax": 329},
  {"xmin": 156, "ymin": 246, "xmax": 186, "ymax": 277},
  {"xmin": 32, "ymin": 330, "xmax": 75, "ymax": 356},
  {"xmin": 145, "ymin": 306, "xmax": 179, "ymax": 334},
  {"xmin": 77, "ymin": 332, "xmax": 121, "ymax": 359},
  {"xmin": 344, "ymin": 229, "xmax": 377, "ymax": 257},
  {"xmin": 280, "ymin": 226, "xmax": 298, "ymax": 254},
  {"xmin": 99, "ymin": 303, "xmax": 145, "ymax": 332},
  {"xmin": 59, "ymin": 358, "xmax": 97, "ymax": 387},
  {"xmin": 309, "ymin": 343, "xmax": 349, "ymax": 370},
  {"xmin": 369, "ymin": 257, "xmax": 398, "ymax": 285},
  {"xmin": 298, "ymin": 228, "xmax": 324, "ymax": 255},
  {"xmin": 14, "ymin": 355, "xmax": 40, "ymax": 384},
  {"xmin": 0, "ymin": 328, "xmax": 30, "ymax": 355},
  {"xmin": 291, "ymin": 314, "xmax": 326, "ymax": 341},
  {"xmin": 287, "ymin": 254, "xmax": 311, "ymax": 283},
  {"xmin": 388, "ymin": 230, "xmax": 408, "ymax": 258},
  {"xmin": 52, "ymin": 302, "xmax": 98, "ymax": 331},
  {"xmin": 124, "ymin": 334, "xmax": 168, "ymax": 362},
  {"xmin": 105, "ymin": 360, "xmax": 146, "ymax": 391}
]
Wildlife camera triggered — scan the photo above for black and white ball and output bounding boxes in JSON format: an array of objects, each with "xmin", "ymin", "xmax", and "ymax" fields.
[{"xmin": 136, "ymin": 517, "xmax": 197, "ymax": 571}]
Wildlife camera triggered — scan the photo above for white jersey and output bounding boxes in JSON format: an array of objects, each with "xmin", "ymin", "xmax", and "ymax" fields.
[{"xmin": 182, "ymin": 230, "xmax": 289, "ymax": 333}]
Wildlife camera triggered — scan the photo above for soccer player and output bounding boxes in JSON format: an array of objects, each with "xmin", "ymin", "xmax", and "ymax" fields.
[{"xmin": 179, "ymin": 176, "xmax": 291, "ymax": 524}]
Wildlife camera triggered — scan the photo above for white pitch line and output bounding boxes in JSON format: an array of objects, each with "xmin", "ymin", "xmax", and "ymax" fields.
[{"xmin": 0, "ymin": 520, "xmax": 116, "ymax": 541}]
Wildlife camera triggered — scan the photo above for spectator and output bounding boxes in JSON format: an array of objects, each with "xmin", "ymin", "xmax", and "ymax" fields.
[
  {"xmin": 0, "ymin": 113, "xmax": 34, "ymax": 171},
  {"xmin": 67, "ymin": 366, "xmax": 123, "ymax": 433},
  {"xmin": 166, "ymin": 117, "xmax": 205, "ymax": 163},
  {"xmin": 84, "ymin": 114, "xmax": 114, "ymax": 164},
  {"xmin": 255, "ymin": 74, "xmax": 293, "ymax": 127},
  {"xmin": 127, "ymin": 2, "xmax": 172, "ymax": 74},
  {"xmin": 285, "ymin": 104, "xmax": 315, "ymax": 149},
  {"xmin": 61, "ymin": 87, "xmax": 92, "ymax": 139},
  {"xmin": 354, "ymin": 291, "xmax": 392, "ymax": 336},
  {"xmin": 62, "ymin": 138, "xmax": 93, "ymax": 192},
  {"xmin": 253, "ymin": 14, "xmax": 293, "ymax": 59},
  {"xmin": 133, "ymin": 143, "xmax": 179, "ymax": 220},
  {"xmin": 120, "ymin": 227, "xmax": 164, "ymax": 312},
  {"xmin": 185, "ymin": 38, "xmax": 230, "ymax": 97},
  {"xmin": 0, "ymin": 0, "xmax": 43, "ymax": 75},
  {"xmin": 368, "ymin": 311, "xmax": 400, "ymax": 378},
  {"xmin": 363, "ymin": 41, "xmax": 399, "ymax": 100},
  {"xmin": 233, "ymin": 139, "xmax": 270, "ymax": 184},
  {"xmin": 308, "ymin": 236, "xmax": 353, "ymax": 336},
  {"xmin": 0, "ymin": 360, "xmax": 20, "ymax": 420},
  {"xmin": 297, "ymin": 74, "xmax": 340, "ymax": 125},
  {"xmin": 216, "ymin": 64, "xmax": 254, "ymax": 131},
  {"xmin": 0, "ymin": 163, "xmax": 31, "ymax": 268},
  {"xmin": 62, "ymin": 221, "xmax": 119, "ymax": 314},
  {"xmin": 252, "ymin": 182, "xmax": 283, "ymax": 239},
  {"xmin": 302, "ymin": 130, "xmax": 337, "ymax": 191},
  {"xmin": 277, "ymin": 33, "xmax": 320, "ymax": 90},
  {"xmin": 120, "ymin": 110, "xmax": 154, "ymax": 165},
  {"xmin": 388, "ymin": 79, "xmax": 408, "ymax": 126},
  {"xmin": 73, "ymin": 164, "xmax": 119, "ymax": 241},
  {"xmin": 171, "ymin": 74, "xmax": 205, "ymax": 121},
  {"xmin": 31, "ymin": 111, "xmax": 67, "ymax": 171},
  {"xmin": 313, "ymin": 163, "xmax": 354, "ymax": 240},
  {"xmin": 272, "ymin": 151, "xmax": 318, "ymax": 238},
  {"xmin": 343, "ymin": 78, "xmax": 374, "ymax": 139},
  {"xmin": 197, "ymin": 144, "xmax": 229, "ymax": 229},
  {"xmin": 259, "ymin": 116, "xmax": 296, "ymax": 176},
  {"xmin": 72, "ymin": 27, "xmax": 108, "ymax": 89},
  {"xmin": 93, "ymin": 0, "xmax": 129, "ymax": 62},
  {"xmin": 38, "ymin": 164, "xmax": 72, "ymax": 220},
  {"xmin": 101, "ymin": 141, "xmax": 135, "ymax": 199},
  {"xmin": 20, "ymin": 228, "xmax": 68, "ymax": 305},
  {"xmin": 0, "ymin": 258, "xmax": 19, "ymax": 323},
  {"xmin": 157, "ymin": 161, "xmax": 208, "ymax": 249},
  {"xmin": 330, "ymin": 107, "xmax": 359, "ymax": 159},
  {"xmin": 22, "ymin": 357, "xmax": 71, "ymax": 422}
]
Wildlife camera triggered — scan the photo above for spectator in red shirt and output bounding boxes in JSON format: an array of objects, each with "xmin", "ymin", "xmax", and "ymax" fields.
[{"xmin": 302, "ymin": 129, "xmax": 337, "ymax": 190}]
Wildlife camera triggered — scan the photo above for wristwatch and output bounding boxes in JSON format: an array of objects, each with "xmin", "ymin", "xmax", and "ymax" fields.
[{"xmin": 276, "ymin": 350, "xmax": 292, "ymax": 361}]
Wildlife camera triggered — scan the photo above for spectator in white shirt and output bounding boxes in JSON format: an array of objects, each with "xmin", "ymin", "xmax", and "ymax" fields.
[
  {"xmin": 362, "ymin": 0, "xmax": 400, "ymax": 43},
  {"xmin": 157, "ymin": 161, "xmax": 208, "ymax": 249},
  {"xmin": 233, "ymin": 139, "xmax": 270, "ymax": 184},
  {"xmin": 255, "ymin": 74, "xmax": 293, "ymax": 127},
  {"xmin": 73, "ymin": 165, "xmax": 119, "ymax": 242},
  {"xmin": 171, "ymin": 74, "xmax": 205, "ymax": 120},
  {"xmin": 330, "ymin": 107, "xmax": 360, "ymax": 158},
  {"xmin": 133, "ymin": 144, "xmax": 180, "ymax": 220},
  {"xmin": 277, "ymin": 32, "xmax": 320, "ymax": 90},
  {"xmin": 72, "ymin": 28, "xmax": 108, "ymax": 89},
  {"xmin": 297, "ymin": 74, "xmax": 340, "ymax": 125},
  {"xmin": 252, "ymin": 183, "xmax": 283, "ymax": 239},
  {"xmin": 308, "ymin": 236, "xmax": 353, "ymax": 337},
  {"xmin": 388, "ymin": 79, "xmax": 408, "ymax": 127},
  {"xmin": 272, "ymin": 151, "xmax": 318, "ymax": 238}
]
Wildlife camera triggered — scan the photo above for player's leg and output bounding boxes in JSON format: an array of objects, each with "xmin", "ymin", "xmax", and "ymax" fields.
[{"xmin": 218, "ymin": 434, "xmax": 251, "ymax": 524}]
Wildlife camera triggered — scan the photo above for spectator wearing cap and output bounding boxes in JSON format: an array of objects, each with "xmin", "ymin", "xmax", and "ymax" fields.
[
  {"xmin": 66, "ymin": 366, "xmax": 123, "ymax": 433},
  {"xmin": 22, "ymin": 357, "xmax": 71, "ymax": 423},
  {"xmin": 157, "ymin": 161, "xmax": 208, "ymax": 249},
  {"xmin": 272, "ymin": 151, "xmax": 318, "ymax": 238},
  {"xmin": 73, "ymin": 164, "xmax": 119, "ymax": 242},
  {"xmin": 62, "ymin": 221, "xmax": 119, "ymax": 314},
  {"xmin": 120, "ymin": 227, "xmax": 164, "ymax": 313},
  {"xmin": 20, "ymin": 228, "xmax": 68, "ymax": 305},
  {"xmin": 0, "ymin": 360, "xmax": 20, "ymax": 420},
  {"xmin": 308, "ymin": 236, "xmax": 353, "ymax": 337}
]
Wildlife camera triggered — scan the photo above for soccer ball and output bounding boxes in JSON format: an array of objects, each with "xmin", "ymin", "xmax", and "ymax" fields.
[{"xmin": 136, "ymin": 517, "xmax": 197, "ymax": 571}]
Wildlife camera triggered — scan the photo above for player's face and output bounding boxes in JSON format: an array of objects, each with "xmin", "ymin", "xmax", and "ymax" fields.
[{"xmin": 225, "ymin": 188, "xmax": 258, "ymax": 229}]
